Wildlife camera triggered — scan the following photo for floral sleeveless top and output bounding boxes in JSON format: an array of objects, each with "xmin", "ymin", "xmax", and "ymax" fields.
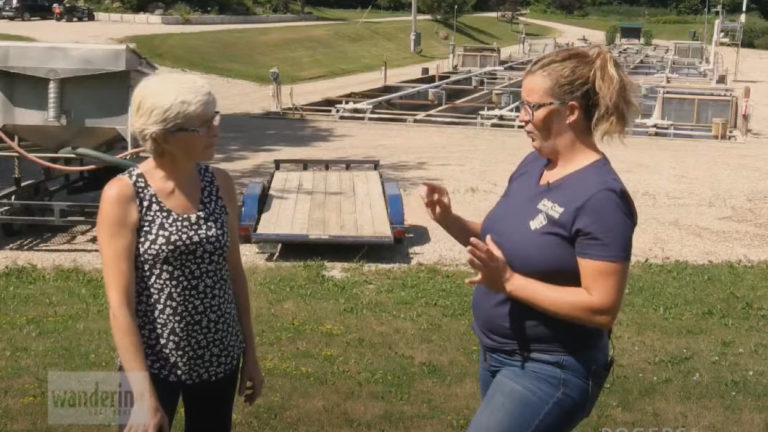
[{"xmin": 119, "ymin": 164, "xmax": 244, "ymax": 383}]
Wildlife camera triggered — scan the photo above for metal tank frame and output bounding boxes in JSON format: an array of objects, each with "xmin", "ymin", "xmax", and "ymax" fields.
[{"xmin": 0, "ymin": 42, "xmax": 156, "ymax": 235}]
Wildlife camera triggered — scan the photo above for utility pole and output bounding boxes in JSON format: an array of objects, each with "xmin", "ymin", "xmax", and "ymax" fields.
[
  {"xmin": 735, "ymin": 0, "xmax": 747, "ymax": 80},
  {"xmin": 410, "ymin": 0, "xmax": 420, "ymax": 52},
  {"xmin": 449, "ymin": 3, "xmax": 457, "ymax": 69},
  {"xmin": 704, "ymin": 0, "xmax": 709, "ymax": 49}
]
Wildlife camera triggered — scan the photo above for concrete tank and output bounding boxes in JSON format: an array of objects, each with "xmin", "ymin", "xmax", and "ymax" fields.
[{"xmin": 0, "ymin": 42, "xmax": 156, "ymax": 152}]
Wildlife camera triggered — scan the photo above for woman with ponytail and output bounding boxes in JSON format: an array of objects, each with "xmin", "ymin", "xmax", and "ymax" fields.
[{"xmin": 421, "ymin": 47, "xmax": 638, "ymax": 431}]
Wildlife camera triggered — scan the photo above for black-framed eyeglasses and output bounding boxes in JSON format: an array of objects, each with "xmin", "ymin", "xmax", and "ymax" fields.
[
  {"xmin": 170, "ymin": 111, "xmax": 221, "ymax": 135},
  {"xmin": 520, "ymin": 101, "xmax": 562, "ymax": 121}
]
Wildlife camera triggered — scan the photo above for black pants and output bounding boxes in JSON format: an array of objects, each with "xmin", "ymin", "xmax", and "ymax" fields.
[{"xmin": 119, "ymin": 368, "xmax": 239, "ymax": 432}]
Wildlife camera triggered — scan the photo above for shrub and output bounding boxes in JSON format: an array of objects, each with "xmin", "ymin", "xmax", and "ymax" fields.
[
  {"xmin": 674, "ymin": 0, "xmax": 701, "ymax": 16},
  {"xmin": 605, "ymin": 24, "xmax": 618, "ymax": 45},
  {"xmin": 551, "ymin": 0, "xmax": 585, "ymax": 14},
  {"xmin": 420, "ymin": 0, "xmax": 476, "ymax": 21},
  {"xmin": 642, "ymin": 29, "xmax": 654, "ymax": 45},
  {"xmin": 755, "ymin": 35, "xmax": 768, "ymax": 50},
  {"xmin": 143, "ymin": 1, "xmax": 165, "ymax": 12},
  {"xmin": 584, "ymin": 5, "xmax": 671, "ymax": 18},
  {"xmin": 647, "ymin": 15, "xmax": 697, "ymax": 24},
  {"xmin": 741, "ymin": 14, "xmax": 768, "ymax": 47},
  {"xmin": 377, "ymin": 0, "xmax": 410, "ymax": 11}
]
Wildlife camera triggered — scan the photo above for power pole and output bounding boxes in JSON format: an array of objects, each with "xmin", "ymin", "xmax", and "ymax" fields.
[
  {"xmin": 735, "ymin": 0, "xmax": 747, "ymax": 80},
  {"xmin": 410, "ymin": 0, "xmax": 421, "ymax": 52},
  {"xmin": 704, "ymin": 0, "xmax": 709, "ymax": 50},
  {"xmin": 449, "ymin": 4, "xmax": 457, "ymax": 69}
]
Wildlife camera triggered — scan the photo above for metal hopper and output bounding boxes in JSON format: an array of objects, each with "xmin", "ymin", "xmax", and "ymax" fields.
[
  {"xmin": 0, "ymin": 42, "xmax": 156, "ymax": 234},
  {"xmin": 0, "ymin": 41, "xmax": 156, "ymax": 152}
]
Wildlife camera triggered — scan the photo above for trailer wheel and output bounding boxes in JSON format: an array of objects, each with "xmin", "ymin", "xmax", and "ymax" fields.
[
  {"xmin": 21, "ymin": 11, "xmax": 31, "ymax": 21},
  {"xmin": 65, "ymin": 14, "xmax": 73, "ymax": 21}
]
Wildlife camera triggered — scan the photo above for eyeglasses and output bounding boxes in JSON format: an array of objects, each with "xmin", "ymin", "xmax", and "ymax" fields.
[
  {"xmin": 519, "ymin": 101, "xmax": 562, "ymax": 122},
  {"xmin": 170, "ymin": 111, "xmax": 221, "ymax": 135}
]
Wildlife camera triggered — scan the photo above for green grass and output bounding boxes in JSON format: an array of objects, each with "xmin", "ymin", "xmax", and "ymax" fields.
[
  {"xmin": 1, "ymin": 262, "xmax": 766, "ymax": 431},
  {"xmin": 306, "ymin": 7, "xmax": 410, "ymax": 21},
  {"xmin": 0, "ymin": 33, "xmax": 35, "ymax": 42},
  {"xmin": 125, "ymin": 17, "xmax": 551, "ymax": 84},
  {"xmin": 528, "ymin": 11, "xmax": 713, "ymax": 41}
]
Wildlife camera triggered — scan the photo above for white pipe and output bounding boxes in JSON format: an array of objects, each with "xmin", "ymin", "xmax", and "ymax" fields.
[
  {"xmin": 336, "ymin": 59, "xmax": 529, "ymax": 113},
  {"xmin": 710, "ymin": 19, "xmax": 721, "ymax": 68},
  {"xmin": 336, "ymin": 66, "xmax": 502, "ymax": 112}
]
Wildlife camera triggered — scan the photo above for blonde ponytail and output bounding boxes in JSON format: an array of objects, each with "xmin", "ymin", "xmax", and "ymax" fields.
[{"xmin": 525, "ymin": 47, "xmax": 637, "ymax": 142}]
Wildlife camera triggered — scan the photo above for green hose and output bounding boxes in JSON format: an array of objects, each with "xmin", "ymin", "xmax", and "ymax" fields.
[{"xmin": 58, "ymin": 147, "xmax": 138, "ymax": 170}]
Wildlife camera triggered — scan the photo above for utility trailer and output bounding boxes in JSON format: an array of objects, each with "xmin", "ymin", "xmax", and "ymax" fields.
[{"xmin": 239, "ymin": 159, "xmax": 405, "ymax": 246}]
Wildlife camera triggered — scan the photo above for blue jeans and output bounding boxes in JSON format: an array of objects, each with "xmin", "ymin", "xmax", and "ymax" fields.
[{"xmin": 467, "ymin": 347, "xmax": 612, "ymax": 432}]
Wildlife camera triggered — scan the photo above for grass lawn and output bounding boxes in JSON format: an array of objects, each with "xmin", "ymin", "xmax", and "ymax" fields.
[
  {"xmin": 306, "ymin": 7, "xmax": 410, "ymax": 21},
  {"xmin": 0, "ymin": 262, "xmax": 766, "ymax": 431},
  {"xmin": 125, "ymin": 17, "xmax": 551, "ymax": 84},
  {"xmin": 528, "ymin": 12, "xmax": 713, "ymax": 42},
  {"xmin": 0, "ymin": 33, "xmax": 35, "ymax": 41}
]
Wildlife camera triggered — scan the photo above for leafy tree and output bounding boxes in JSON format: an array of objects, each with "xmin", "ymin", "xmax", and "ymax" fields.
[
  {"xmin": 420, "ymin": 0, "xmax": 476, "ymax": 20},
  {"xmin": 674, "ymin": 0, "xmax": 701, "ymax": 15},
  {"xmin": 551, "ymin": 0, "xmax": 584, "ymax": 13},
  {"xmin": 642, "ymin": 28, "xmax": 653, "ymax": 44}
]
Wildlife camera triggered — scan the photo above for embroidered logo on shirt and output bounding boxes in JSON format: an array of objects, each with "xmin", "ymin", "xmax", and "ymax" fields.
[
  {"xmin": 529, "ymin": 212, "xmax": 548, "ymax": 230},
  {"xmin": 529, "ymin": 198, "xmax": 565, "ymax": 230},
  {"xmin": 537, "ymin": 198, "xmax": 565, "ymax": 219}
]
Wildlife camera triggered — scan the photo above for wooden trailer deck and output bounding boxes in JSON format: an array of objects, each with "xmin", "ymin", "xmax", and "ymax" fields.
[{"xmin": 254, "ymin": 169, "xmax": 394, "ymax": 244}]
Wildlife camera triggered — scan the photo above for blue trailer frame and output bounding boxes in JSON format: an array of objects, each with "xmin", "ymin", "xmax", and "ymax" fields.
[{"xmin": 238, "ymin": 159, "xmax": 405, "ymax": 245}]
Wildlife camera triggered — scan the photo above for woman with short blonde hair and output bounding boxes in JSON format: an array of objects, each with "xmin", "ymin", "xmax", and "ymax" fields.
[
  {"xmin": 422, "ymin": 47, "xmax": 638, "ymax": 431},
  {"xmin": 97, "ymin": 73, "xmax": 263, "ymax": 432}
]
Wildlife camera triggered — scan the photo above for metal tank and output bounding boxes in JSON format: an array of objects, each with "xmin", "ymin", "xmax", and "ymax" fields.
[
  {"xmin": 0, "ymin": 41, "xmax": 156, "ymax": 152},
  {"xmin": 0, "ymin": 42, "xmax": 155, "ymax": 235}
]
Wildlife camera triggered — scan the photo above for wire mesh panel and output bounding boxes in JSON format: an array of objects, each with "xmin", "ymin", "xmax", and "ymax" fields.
[
  {"xmin": 661, "ymin": 98, "xmax": 696, "ymax": 124},
  {"xmin": 696, "ymin": 99, "xmax": 732, "ymax": 125}
]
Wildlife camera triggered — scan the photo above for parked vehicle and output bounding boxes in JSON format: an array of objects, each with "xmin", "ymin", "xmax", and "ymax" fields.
[
  {"xmin": 52, "ymin": 2, "xmax": 94, "ymax": 21},
  {"xmin": 1, "ymin": 0, "xmax": 55, "ymax": 20}
]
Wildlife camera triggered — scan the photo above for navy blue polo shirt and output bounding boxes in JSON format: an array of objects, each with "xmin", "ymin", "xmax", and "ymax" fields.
[{"xmin": 472, "ymin": 151, "xmax": 637, "ymax": 354}]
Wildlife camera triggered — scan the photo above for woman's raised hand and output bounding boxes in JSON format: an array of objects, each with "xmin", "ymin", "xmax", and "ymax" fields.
[{"xmin": 419, "ymin": 182, "xmax": 453, "ymax": 225}]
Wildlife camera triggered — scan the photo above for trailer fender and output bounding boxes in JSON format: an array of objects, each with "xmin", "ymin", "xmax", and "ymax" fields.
[
  {"xmin": 383, "ymin": 180, "xmax": 405, "ymax": 243},
  {"xmin": 239, "ymin": 181, "xmax": 266, "ymax": 243}
]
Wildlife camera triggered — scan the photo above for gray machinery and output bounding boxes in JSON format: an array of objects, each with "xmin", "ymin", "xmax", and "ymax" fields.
[{"xmin": 0, "ymin": 42, "xmax": 156, "ymax": 235}]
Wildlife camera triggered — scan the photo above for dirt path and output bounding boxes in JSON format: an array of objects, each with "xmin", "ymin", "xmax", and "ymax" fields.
[{"xmin": 518, "ymin": 17, "xmax": 604, "ymax": 44}]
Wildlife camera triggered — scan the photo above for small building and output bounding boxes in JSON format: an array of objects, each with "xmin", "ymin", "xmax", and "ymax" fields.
[{"xmin": 618, "ymin": 23, "xmax": 643, "ymax": 43}]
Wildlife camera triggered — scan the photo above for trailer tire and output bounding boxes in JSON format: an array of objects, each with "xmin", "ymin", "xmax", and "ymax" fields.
[{"xmin": 21, "ymin": 11, "xmax": 31, "ymax": 21}]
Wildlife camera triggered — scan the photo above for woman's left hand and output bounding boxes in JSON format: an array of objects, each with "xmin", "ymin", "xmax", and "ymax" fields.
[
  {"xmin": 239, "ymin": 350, "xmax": 264, "ymax": 405},
  {"xmin": 466, "ymin": 235, "xmax": 515, "ymax": 294}
]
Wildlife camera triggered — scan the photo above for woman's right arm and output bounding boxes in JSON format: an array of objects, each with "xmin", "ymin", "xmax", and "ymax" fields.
[
  {"xmin": 420, "ymin": 182, "xmax": 481, "ymax": 247},
  {"xmin": 97, "ymin": 177, "xmax": 167, "ymax": 430}
]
